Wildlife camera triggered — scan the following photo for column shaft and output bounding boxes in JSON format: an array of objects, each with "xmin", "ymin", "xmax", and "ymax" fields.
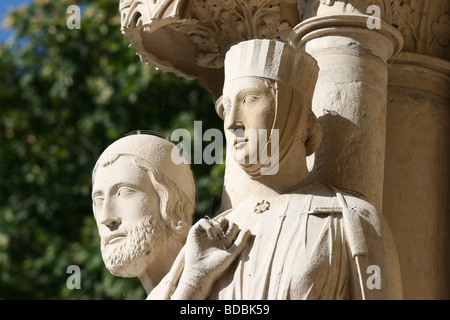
[
  {"xmin": 290, "ymin": 15, "xmax": 403, "ymax": 211},
  {"xmin": 383, "ymin": 52, "xmax": 450, "ymax": 299}
]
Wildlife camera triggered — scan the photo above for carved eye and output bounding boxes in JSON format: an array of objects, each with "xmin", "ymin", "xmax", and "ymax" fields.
[
  {"xmin": 243, "ymin": 95, "xmax": 259, "ymax": 103},
  {"xmin": 117, "ymin": 186, "xmax": 136, "ymax": 196},
  {"xmin": 93, "ymin": 196, "xmax": 104, "ymax": 206}
]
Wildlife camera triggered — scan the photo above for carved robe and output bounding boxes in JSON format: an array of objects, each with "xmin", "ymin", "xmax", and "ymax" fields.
[{"xmin": 208, "ymin": 183, "xmax": 402, "ymax": 300}]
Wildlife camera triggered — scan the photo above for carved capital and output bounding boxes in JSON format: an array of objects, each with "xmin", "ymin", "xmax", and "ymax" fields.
[
  {"xmin": 290, "ymin": 14, "xmax": 404, "ymax": 63},
  {"xmin": 382, "ymin": 0, "xmax": 449, "ymax": 60},
  {"xmin": 296, "ymin": 0, "xmax": 450, "ymax": 60},
  {"xmin": 120, "ymin": 0, "xmax": 300, "ymax": 96},
  {"xmin": 120, "ymin": 0, "xmax": 449, "ymax": 95}
]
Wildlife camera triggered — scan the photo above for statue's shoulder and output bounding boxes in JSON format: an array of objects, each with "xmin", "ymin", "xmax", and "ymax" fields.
[
  {"xmin": 334, "ymin": 187, "xmax": 377, "ymax": 213},
  {"xmin": 334, "ymin": 186, "xmax": 367, "ymax": 201},
  {"xmin": 310, "ymin": 183, "xmax": 379, "ymax": 217},
  {"xmin": 335, "ymin": 188, "xmax": 397, "ymax": 255},
  {"xmin": 333, "ymin": 186, "xmax": 384, "ymax": 228}
]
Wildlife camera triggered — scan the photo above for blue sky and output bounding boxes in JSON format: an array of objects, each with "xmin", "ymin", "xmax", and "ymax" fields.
[{"xmin": 0, "ymin": 0, "xmax": 33, "ymax": 42}]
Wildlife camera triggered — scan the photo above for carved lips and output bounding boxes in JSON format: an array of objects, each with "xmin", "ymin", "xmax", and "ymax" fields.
[
  {"xmin": 104, "ymin": 231, "xmax": 126, "ymax": 245},
  {"xmin": 234, "ymin": 137, "xmax": 248, "ymax": 149}
]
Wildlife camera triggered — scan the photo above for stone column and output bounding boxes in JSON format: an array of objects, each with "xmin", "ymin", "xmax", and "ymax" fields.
[
  {"xmin": 290, "ymin": 7, "xmax": 403, "ymax": 212},
  {"xmin": 290, "ymin": 0, "xmax": 450, "ymax": 300},
  {"xmin": 383, "ymin": 52, "xmax": 450, "ymax": 300},
  {"xmin": 380, "ymin": 0, "xmax": 450, "ymax": 299}
]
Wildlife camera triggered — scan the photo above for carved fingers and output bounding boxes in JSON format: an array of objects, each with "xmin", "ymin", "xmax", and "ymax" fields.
[
  {"xmin": 225, "ymin": 223, "xmax": 251, "ymax": 257},
  {"xmin": 215, "ymin": 217, "xmax": 251, "ymax": 256},
  {"xmin": 204, "ymin": 217, "xmax": 250, "ymax": 251},
  {"xmin": 186, "ymin": 216, "xmax": 251, "ymax": 264},
  {"xmin": 182, "ymin": 216, "xmax": 251, "ymax": 297},
  {"xmin": 193, "ymin": 218, "xmax": 220, "ymax": 241}
]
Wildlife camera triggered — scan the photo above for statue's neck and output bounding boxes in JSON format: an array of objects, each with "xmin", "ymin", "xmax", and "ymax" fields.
[{"xmin": 244, "ymin": 143, "xmax": 311, "ymax": 198}]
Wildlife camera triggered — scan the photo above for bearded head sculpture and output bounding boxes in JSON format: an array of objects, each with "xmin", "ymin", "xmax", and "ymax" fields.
[{"xmin": 91, "ymin": 134, "xmax": 196, "ymax": 278}]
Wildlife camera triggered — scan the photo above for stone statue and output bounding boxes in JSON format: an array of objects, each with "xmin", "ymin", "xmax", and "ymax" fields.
[
  {"xmin": 163, "ymin": 39, "xmax": 403, "ymax": 300},
  {"xmin": 92, "ymin": 134, "xmax": 250, "ymax": 298},
  {"xmin": 91, "ymin": 134, "xmax": 197, "ymax": 295}
]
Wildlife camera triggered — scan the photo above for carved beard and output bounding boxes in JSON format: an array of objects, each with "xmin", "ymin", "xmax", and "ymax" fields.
[{"xmin": 101, "ymin": 216, "xmax": 161, "ymax": 278}]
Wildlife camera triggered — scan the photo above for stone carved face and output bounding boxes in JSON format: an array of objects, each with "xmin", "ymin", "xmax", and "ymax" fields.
[
  {"xmin": 92, "ymin": 156, "xmax": 164, "ymax": 278},
  {"xmin": 222, "ymin": 77, "xmax": 277, "ymax": 171}
]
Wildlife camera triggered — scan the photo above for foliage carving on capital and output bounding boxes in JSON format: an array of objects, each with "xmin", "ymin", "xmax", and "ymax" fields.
[
  {"xmin": 120, "ymin": 0, "xmax": 299, "ymax": 70},
  {"xmin": 431, "ymin": 14, "xmax": 450, "ymax": 47},
  {"xmin": 175, "ymin": 0, "xmax": 296, "ymax": 68},
  {"xmin": 377, "ymin": 0, "xmax": 449, "ymax": 59},
  {"xmin": 296, "ymin": 0, "xmax": 449, "ymax": 60}
]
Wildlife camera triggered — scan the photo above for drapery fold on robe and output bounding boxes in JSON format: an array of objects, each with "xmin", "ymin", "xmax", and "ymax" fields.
[
  {"xmin": 156, "ymin": 183, "xmax": 402, "ymax": 300},
  {"xmin": 209, "ymin": 192, "xmax": 352, "ymax": 300}
]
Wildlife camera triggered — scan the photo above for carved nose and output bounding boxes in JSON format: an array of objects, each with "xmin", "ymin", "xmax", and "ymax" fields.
[
  {"xmin": 100, "ymin": 200, "xmax": 122, "ymax": 231},
  {"xmin": 102, "ymin": 216, "xmax": 121, "ymax": 231},
  {"xmin": 224, "ymin": 105, "xmax": 244, "ymax": 130}
]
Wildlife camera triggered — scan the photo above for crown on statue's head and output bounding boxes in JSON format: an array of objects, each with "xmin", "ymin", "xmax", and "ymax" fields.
[{"xmin": 224, "ymin": 39, "xmax": 319, "ymax": 89}]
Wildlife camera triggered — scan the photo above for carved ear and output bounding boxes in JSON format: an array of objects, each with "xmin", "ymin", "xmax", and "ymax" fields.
[{"xmin": 215, "ymin": 96, "xmax": 224, "ymax": 120}]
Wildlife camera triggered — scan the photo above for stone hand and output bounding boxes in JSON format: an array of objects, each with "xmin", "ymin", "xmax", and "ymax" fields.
[{"xmin": 180, "ymin": 217, "xmax": 251, "ymax": 297}]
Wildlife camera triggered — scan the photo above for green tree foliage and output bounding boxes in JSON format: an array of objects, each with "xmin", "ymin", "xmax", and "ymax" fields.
[{"xmin": 0, "ymin": 0, "xmax": 224, "ymax": 299}]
